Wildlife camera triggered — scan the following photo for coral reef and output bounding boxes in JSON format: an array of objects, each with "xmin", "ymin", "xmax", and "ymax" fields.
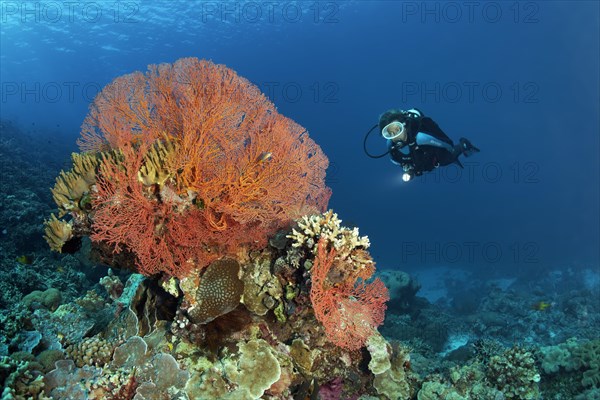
[
  {"xmin": 15, "ymin": 59, "xmax": 397, "ymax": 399},
  {"xmin": 2, "ymin": 57, "xmax": 598, "ymax": 399}
]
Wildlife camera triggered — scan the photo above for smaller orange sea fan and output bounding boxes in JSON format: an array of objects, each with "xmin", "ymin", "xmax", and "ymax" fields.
[{"xmin": 310, "ymin": 238, "xmax": 389, "ymax": 351}]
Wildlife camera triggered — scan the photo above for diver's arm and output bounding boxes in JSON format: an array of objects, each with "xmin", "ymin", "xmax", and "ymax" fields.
[{"xmin": 388, "ymin": 139, "xmax": 412, "ymax": 166}]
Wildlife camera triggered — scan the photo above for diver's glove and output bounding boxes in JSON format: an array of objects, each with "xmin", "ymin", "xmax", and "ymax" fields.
[{"xmin": 458, "ymin": 137, "xmax": 480, "ymax": 157}]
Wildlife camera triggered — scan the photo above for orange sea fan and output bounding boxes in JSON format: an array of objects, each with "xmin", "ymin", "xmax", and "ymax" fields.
[
  {"xmin": 91, "ymin": 143, "xmax": 217, "ymax": 278},
  {"xmin": 310, "ymin": 238, "xmax": 389, "ymax": 351},
  {"xmin": 81, "ymin": 58, "xmax": 331, "ymax": 277}
]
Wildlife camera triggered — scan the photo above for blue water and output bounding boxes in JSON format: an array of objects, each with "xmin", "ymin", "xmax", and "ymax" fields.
[{"xmin": 1, "ymin": 0, "xmax": 598, "ymax": 275}]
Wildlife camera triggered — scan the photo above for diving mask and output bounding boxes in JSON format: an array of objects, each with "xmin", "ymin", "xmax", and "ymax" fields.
[{"xmin": 382, "ymin": 121, "xmax": 406, "ymax": 140}]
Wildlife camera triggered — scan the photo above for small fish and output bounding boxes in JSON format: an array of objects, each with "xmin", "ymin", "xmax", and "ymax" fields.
[
  {"xmin": 193, "ymin": 197, "xmax": 205, "ymax": 210},
  {"xmin": 56, "ymin": 265, "xmax": 64, "ymax": 273},
  {"xmin": 16, "ymin": 255, "xmax": 33, "ymax": 265},
  {"xmin": 256, "ymin": 151, "xmax": 273, "ymax": 163},
  {"xmin": 532, "ymin": 301, "xmax": 552, "ymax": 311}
]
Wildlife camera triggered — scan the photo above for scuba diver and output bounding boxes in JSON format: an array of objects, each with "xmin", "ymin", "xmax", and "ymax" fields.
[{"xmin": 364, "ymin": 108, "xmax": 480, "ymax": 181}]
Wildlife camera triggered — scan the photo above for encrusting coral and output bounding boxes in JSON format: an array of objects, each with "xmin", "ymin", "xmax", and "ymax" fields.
[
  {"xmin": 186, "ymin": 258, "xmax": 244, "ymax": 325},
  {"xmin": 240, "ymin": 252, "xmax": 284, "ymax": 317},
  {"xmin": 64, "ymin": 336, "xmax": 114, "ymax": 368},
  {"xmin": 222, "ymin": 339, "xmax": 283, "ymax": 398}
]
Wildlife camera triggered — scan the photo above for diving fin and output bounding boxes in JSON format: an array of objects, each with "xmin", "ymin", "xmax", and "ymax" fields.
[{"xmin": 459, "ymin": 137, "xmax": 480, "ymax": 157}]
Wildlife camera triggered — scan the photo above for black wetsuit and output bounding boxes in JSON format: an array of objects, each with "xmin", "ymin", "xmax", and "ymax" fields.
[{"xmin": 388, "ymin": 113, "xmax": 461, "ymax": 176}]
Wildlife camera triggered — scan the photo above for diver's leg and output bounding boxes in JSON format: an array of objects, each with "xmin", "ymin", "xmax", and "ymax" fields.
[
  {"xmin": 415, "ymin": 132, "xmax": 455, "ymax": 152},
  {"xmin": 435, "ymin": 138, "xmax": 480, "ymax": 167}
]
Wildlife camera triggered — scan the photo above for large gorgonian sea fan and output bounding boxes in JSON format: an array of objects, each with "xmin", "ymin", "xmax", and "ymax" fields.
[{"xmin": 81, "ymin": 58, "xmax": 331, "ymax": 278}]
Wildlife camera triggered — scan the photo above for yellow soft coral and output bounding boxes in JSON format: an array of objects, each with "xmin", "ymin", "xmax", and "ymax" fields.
[{"xmin": 43, "ymin": 214, "xmax": 73, "ymax": 252}]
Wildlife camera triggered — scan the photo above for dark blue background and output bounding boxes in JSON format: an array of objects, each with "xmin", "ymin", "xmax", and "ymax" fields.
[{"xmin": 1, "ymin": 1, "xmax": 598, "ymax": 276}]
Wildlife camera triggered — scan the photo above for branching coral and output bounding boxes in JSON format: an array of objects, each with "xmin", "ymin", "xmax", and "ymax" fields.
[
  {"xmin": 288, "ymin": 210, "xmax": 375, "ymax": 285},
  {"xmin": 0, "ymin": 356, "xmax": 45, "ymax": 399},
  {"xmin": 288, "ymin": 210, "xmax": 370, "ymax": 257}
]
